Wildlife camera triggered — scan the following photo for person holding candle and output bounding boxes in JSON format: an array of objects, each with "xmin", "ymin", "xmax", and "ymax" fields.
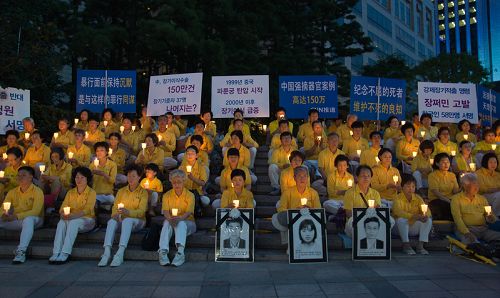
[
  {"xmin": 98, "ymin": 164, "xmax": 148, "ymax": 267},
  {"xmin": 153, "ymin": 115, "xmax": 178, "ymax": 170},
  {"xmin": 410, "ymin": 113, "xmax": 421, "ymax": 138},
  {"xmin": 342, "ymin": 121, "xmax": 369, "ymax": 166},
  {"xmin": 427, "ymin": 153, "xmax": 460, "ymax": 220},
  {"xmin": 0, "ymin": 130, "xmax": 25, "ymax": 166},
  {"xmin": 74, "ymin": 109, "xmax": 90, "ymax": 132},
  {"xmin": 200, "ymin": 110, "xmax": 217, "ymax": 140},
  {"xmin": 323, "ymin": 155, "xmax": 354, "ymax": 217},
  {"xmin": 411, "ymin": 140, "xmax": 434, "ymax": 197},
  {"xmin": 472, "ymin": 129, "xmax": 499, "ymax": 167},
  {"xmin": 83, "ymin": 117, "xmax": 106, "ymax": 151},
  {"xmin": 66, "ymin": 129, "xmax": 91, "ymax": 169},
  {"xmin": 50, "ymin": 119, "xmax": 75, "ymax": 150},
  {"xmin": 432, "ymin": 127, "xmax": 458, "ymax": 158},
  {"xmin": 40, "ymin": 147, "xmax": 73, "ymax": 207},
  {"xmin": 180, "ymin": 145, "xmax": 210, "ymax": 209},
  {"xmin": 135, "ymin": 133, "xmax": 165, "ymax": 171},
  {"xmin": 279, "ymin": 151, "xmax": 310, "ymax": 195},
  {"xmin": 476, "ymin": 153, "xmax": 500, "ymax": 216},
  {"xmin": 165, "ymin": 112, "xmax": 181, "ymax": 139},
  {"xmin": 336, "ymin": 114, "xmax": 358, "ymax": 146},
  {"xmin": 269, "ymin": 120, "xmax": 298, "ymax": 159},
  {"xmin": 49, "ymin": 167, "xmax": 96, "ymax": 264},
  {"xmin": 140, "ymin": 163, "xmax": 163, "ymax": 217},
  {"xmin": 222, "ymin": 130, "xmax": 251, "ymax": 169},
  {"xmin": 312, "ymin": 132, "xmax": 345, "ymax": 196},
  {"xmin": 0, "ymin": 166, "xmax": 44, "ymax": 264},
  {"xmin": 452, "ymin": 141, "xmax": 476, "ymax": 175},
  {"xmin": 216, "ymin": 148, "xmax": 254, "ymax": 192},
  {"xmin": 297, "ymin": 109, "xmax": 320, "ymax": 143},
  {"xmin": 383, "ymin": 116, "xmax": 403, "ymax": 154},
  {"xmin": 98, "ymin": 108, "xmax": 119, "ymax": 138},
  {"xmin": 90, "ymin": 142, "xmax": 117, "ymax": 206},
  {"xmin": 139, "ymin": 106, "xmax": 156, "ymax": 135},
  {"xmin": 456, "ymin": 119, "xmax": 477, "ymax": 144},
  {"xmin": 327, "ymin": 118, "xmax": 342, "ymax": 134},
  {"xmin": 186, "ymin": 135, "xmax": 210, "ymax": 177},
  {"xmin": 19, "ymin": 117, "xmax": 37, "ymax": 149},
  {"xmin": 396, "ymin": 122, "xmax": 420, "ymax": 172},
  {"xmin": 393, "ymin": 174, "xmax": 432, "ymax": 255},
  {"xmin": 272, "ymin": 166, "xmax": 321, "ymax": 249},
  {"xmin": 269, "ymin": 107, "xmax": 294, "ymax": 136},
  {"xmin": 23, "ymin": 130, "xmax": 50, "ymax": 177},
  {"xmin": 119, "ymin": 116, "xmax": 140, "ymax": 156},
  {"xmin": 0, "ymin": 147, "xmax": 25, "ymax": 199},
  {"xmin": 360, "ymin": 131, "xmax": 382, "ymax": 168},
  {"xmin": 184, "ymin": 120, "xmax": 214, "ymax": 154},
  {"xmin": 213, "ymin": 169, "xmax": 255, "ymax": 209},
  {"xmin": 269, "ymin": 132, "xmax": 296, "ymax": 195},
  {"xmin": 416, "ymin": 113, "xmax": 438, "ymax": 142},
  {"xmin": 108, "ymin": 133, "xmax": 128, "ymax": 185},
  {"xmin": 158, "ymin": 170, "xmax": 196, "ymax": 266},
  {"xmin": 451, "ymin": 174, "xmax": 500, "ymax": 245},
  {"xmin": 220, "ymin": 118, "xmax": 259, "ymax": 169},
  {"xmin": 371, "ymin": 148, "xmax": 402, "ymax": 207}
]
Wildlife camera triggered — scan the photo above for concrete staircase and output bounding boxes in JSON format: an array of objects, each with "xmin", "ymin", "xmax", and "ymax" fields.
[{"xmin": 0, "ymin": 146, "xmax": 454, "ymax": 262}]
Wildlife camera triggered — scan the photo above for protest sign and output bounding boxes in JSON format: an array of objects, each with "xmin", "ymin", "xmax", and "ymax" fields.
[{"xmin": 0, "ymin": 87, "xmax": 30, "ymax": 134}]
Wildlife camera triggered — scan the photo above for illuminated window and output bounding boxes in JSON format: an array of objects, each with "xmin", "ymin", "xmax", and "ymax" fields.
[
  {"xmin": 449, "ymin": 21, "xmax": 456, "ymax": 28},
  {"xmin": 469, "ymin": 7, "xmax": 476, "ymax": 13},
  {"xmin": 459, "ymin": 19, "xmax": 466, "ymax": 26},
  {"xmin": 470, "ymin": 17, "xmax": 477, "ymax": 24},
  {"xmin": 439, "ymin": 24, "xmax": 445, "ymax": 30},
  {"xmin": 459, "ymin": 9, "xmax": 465, "ymax": 15},
  {"xmin": 438, "ymin": 3, "xmax": 444, "ymax": 10},
  {"xmin": 448, "ymin": 1, "xmax": 454, "ymax": 7},
  {"xmin": 439, "ymin": 14, "xmax": 445, "ymax": 20},
  {"xmin": 449, "ymin": 12, "xmax": 455, "ymax": 18}
]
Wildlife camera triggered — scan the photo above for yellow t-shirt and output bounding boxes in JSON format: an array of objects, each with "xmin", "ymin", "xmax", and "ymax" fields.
[
  {"xmin": 121, "ymin": 131, "xmax": 140, "ymax": 154},
  {"xmin": 427, "ymin": 170, "xmax": 459, "ymax": 201},
  {"xmin": 228, "ymin": 122, "xmax": 251, "ymax": 136},
  {"xmin": 67, "ymin": 144, "xmax": 92, "ymax": 168},
  {"xmin": 303, "ymin": 134, "xmax": 328, "ymax": 160},
  {"xmin": 162, "ymin": 188, "xmax": 195, "ymax": 221},
  {"xmin": 342, "ymin": 137, "xmax": 369, "ymax": 157},
  {"xmin": 433, "ymin": 140, "xmax": 458, "ymax": 157},
  {"xmin": 396, "ymin": 138, "xmax": 420, "ymax": 163},
  {"xmin": 221, "ymin": 188, "xmax": 254, "ymax": 208},
  {"xmin": 383, "ymin": 127, "xmax": 402, "ymax": 141},
  {"xmin": 154, "ymin": 130, "xmax": 176, "ymax": 157},
  {"xmin": 343, "ymin": 185, "xmax": 381, "ymax": 212},
  {"xmin": 109, "ymin": 147, "xmax": 127, "ymax": 173},
  {"xmin": 98, "ymin": 120, "xmax": 120, "ymax": 138},
  {"xmin": 223, "ymin": 145, "xmax": 251, "ymax": 168},
  {"xmin": 60, "ymin": 186, "xmax": 96, "ymax": 218},
  {"xmin": 277, "ymin": 186, "xmax": 320, "ymax": 212},
  {"xmin": 360, "ymin": 147, "xmax": 380, "ymax": 168},
  {"xmin": 166, "ymin": 123, "xmax": 181, "ymax": 139},
  {"xmin": 318, "ymin": 148, "xmax": 345, "ymax": 176},
  {"xmin": 270, "ymin": 133, "xmax": 298, "ymax": 150},
  {"xmin": 112, "ymin": 185, "xmax": 148, "ymax": 220},
  {"xmin": 269, "ymin": 147, "xmax": 294, "ymax": 169},
  {"xmin": 279, "ymin": 166, "xmax": 310, "ymax": 193},
  {"xmin": 336, "ymin": 124, "xmax": 352, "ymax": 145},
  {"xmin": 371, "ymin": 165, "xmax": 401, "ymax": 200},
  {"xmin": 136, "ymin": 147, "xmax": 165, "ymax": 170},
  {"xmin": 392, "ymin": 192, "xmax": 428, "ymax": 224},
  {"xmin": 219, "ymin": 166, "xmax": 251, "ymax": 191},
  {"xmin": 476, "ymin": 168, "xmax": 500, "ymax": 195},
  {"xmin": 417, "ymin": 126, "xmax": 438, "ymax": 140},
  {"xmin": 219, "ymin": 132, "xmax": 258, "ymax": 148},
  {"xmin": 52, "ymin": 130, "xmax": 75, "ymax": 148},
  {"xmin": 140, "ymin": 117, "xmax": 156, "ymax": 134},
  {"xmin": 456, "ymin": 131, "xmax": 477, "ymax": 144},
  {"xmin": 85, "ymin": 129, "xmax": 105, "ymax": 144},
  {"xmin": 411, "ymin": 154, "xmax": 433, "ymax": 173},
  {"xmin": 327, "ymin": 170, "xmax": 354, "ymax": 201},
  {"xmin": 453, "ymin": 153, "xmax": 475, "ymax": 173},
  {"xmin": 140, "ymin": 177, "xmax": 163, "ymax": 193},
  {"xmin": 269, "ymin": 120, "xmax": 294, "ymax": 135},
  {"xmin": 89, "ymin": 159, "xmax": 117, "ymax": 195},
  {"xmin": 204, "ymin": 121, "xmax": 217, "ymax": 138},
  {"xmin": 451, "ymin": 192, "xmax": 490, "ymax": 234},
  {"xmin": 24, "ymin": 144, "xmax": 50, "ymax": 168},
  {"xmin": 185, "ymin": 133, "xmax": 213, "ymax": 153},
  {"xmin": 3, "ymin": 164, "xmax": 21, "ymax": 192},
  {"xmin": 0, "ymin": 144, "xmax": 25, "ymax": 157},
  {"xmin": 297, "ymin": 122, "xmax": 313, "ymax": 142},
  {"xmin": 473, "ymin": 141, "xmax": 500, "ymax": 155},
  {"xmin": 47, "ymin": 162, "xmax": 73, "ymax": 189},
  {"xmin": 179, "ymin": 160, "xmax": 207, "ymax": 193},
  {"xmin": 75, "ymin": 121, "xmax": 89, "ymax": 132},
  {"xmin": 4, "ymin": 184, "xmax": 44, "ymax": 219}
]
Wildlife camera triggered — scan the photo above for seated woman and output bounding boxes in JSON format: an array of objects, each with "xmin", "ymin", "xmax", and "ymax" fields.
[
  {"xmin": 359, "ymin": 131, "xmax": 382, "ymax": 168},
  {"xmin": 0, "ymin": 130, "xmax": 24, "ymax": 170},
  {"xmin": 179, "ymin": 146, "xmax": 210, "ymax": 208},
  {"xmin": 135, "ymin": 133, "xmax": 165, "ymax": 171},
  {"xmin": 67, "ymin": 129, "xmax": 91, "ymax": 169},
  {"xmin": 84, "ymin": 117, "xmax": 106, "ymax": 151},
  {"xmin": 0, "ymin": 166, "xmax": 44, "ymax": 264},
  {"xmin": 272, "ymin": 166, "xmax": 321, "ymax": 249},
  {"xmin": 323, "ymin": 155, "xmax": 353, "ymax": 217},
  {"xmin": 221, "ymin": 119, "xmax": 258, "ymax": 169},
  {"xmin": 393, "ymin": 174, "xmax": 432, "ymax": 255},
  {"xmin": 154, "ymin": 115, "xmax": 177, "ymax": 170},
  {"xmin": 140, "ymin": 163, "xmax": 163, "ymax": 216},
  {"xmin": 185, "ymin": 135, "xmax": 210, "ymax": 178},
  {"xmin": 51, "ymin": 119, "xmax": 75, "ymax": 150},
  {"xmin": 0, "ymin": 147, "xmax": 25, "ymax": 201},
  {"xmin": 416, "ymin": 113, "xmax": 438, "ymax": 142},
  {"xmin": 98, "ymin": 164, "xmax": 148, "ymax": 267},
  {"xmin": 395, "ymin": 122, "xmax": 420, "ymax": 174},
  {"xmin": 98, "ymin": 108, "xmax": 120, "ymax": 138},
  {"xmin": 158, "ymin": 170, "xmax": 196, "ymax": 266},
  {"xmin": 451, "ymin": 141, "xmax": 475, "ymax": 175},
  {"xmin": 312, "ymin": 132, "xmax": 344, "ymax": 196},
  {"xmin": 91, "ymin": 142, "xmax": 117, "ymax": 205},
  {"xmin": 371, "ymin": 148, "xmax": 402, "ymax": 207},
  {"xmin": 222, "ymin": 130, "xmax": 251, "ymax": 169},
  {"xmin": 139, "ymin": 106, "xmax": 156, "ymax": 135},
  {"xmin": 119, "ymin": 116, "xmax": 140, "ymax": 156},
  {"xmin": 476, "ymin": 152, "xmax": 500, "ymax": 216},
  {"xmin": 279, "ymin": 151, "xmax": 310, "ymax": 195},
  {"xmin": 411, "ymin": 140, "xmax": 434, "ymax": 197},
  {"xmin": 383, "ymin": 116, "xmax": 403, "ymax": 154},
  {"xmin": 200, "ymin": 110, "xmax": 217, "ymax": 140},
  {"xmin": 427, "ymin": 153, "xmax": 460, "ymax": 221},
  {"xmin": 216, "ymin": 148, "xmax": 253, "ymax": 192},
  {"xmin": 108, "ymin": 132, "xmax": 128, "ymax": 185},
  {"xmin": 40, "ymin": 147, "xmax": 73, "ymax": 208},
  {"xmin": 23, "ymin": 130, "xmax": 50, "ymax": 178},
  {"xmin": 184, "ymin": 120, "xmax": 214, "ymax": 155},
  {"xmin": 455, "ymin": 119, "xmax": 477, "ymax": 144},
  {"xmin": 212, "ymin": 169, "xmax": 255, "ymax": 209},
  {"xmin": 49, "ymin": 167, "xmax": 96, "ymax": 264},
  {"xmin": 472, "ymin": 129, "xmax": 499, "ymax": 167},
  {"xmin": 269, "ymin": 132, "xmax": 295, "ymax": 195},
  {"xmin": 433, "ymin": 127, "xmax": 458, "ymax": 157},
  {"xmin": 74, "ymin": 109, "xmax": 90, "ymax": 132}
]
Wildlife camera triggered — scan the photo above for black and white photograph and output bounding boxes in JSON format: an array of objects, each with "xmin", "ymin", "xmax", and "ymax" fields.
[
  {"xmin": 353, "ymin": 207, "xmax": 391, "ymax": 260},
  {"xmin": 215, "ymin": 208, "xmax": 254, "ymax": 262},
  {"xmin": 288, "ymin": 209, "xmax": 328, "ymax": 264}
]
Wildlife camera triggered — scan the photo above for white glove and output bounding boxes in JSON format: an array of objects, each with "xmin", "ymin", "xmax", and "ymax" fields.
[
  {"xmin": 300, "ymin": 208, "xmax": 310, "ymax": 217},
  {"xmin": 229, "ymin": 208, "xmax": 241, "ymax": 219}
]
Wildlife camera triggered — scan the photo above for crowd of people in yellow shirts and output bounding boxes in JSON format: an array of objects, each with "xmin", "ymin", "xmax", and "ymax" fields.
[{"xmin": 0, "ymin": 105, "xmax": 499, "ymax": 265}]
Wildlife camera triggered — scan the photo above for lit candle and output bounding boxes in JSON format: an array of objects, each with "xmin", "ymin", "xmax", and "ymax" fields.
[
  {"xmin": 132, "ymin": 125, "xmax": 136, "ymax": 131},
  {"xmin": 85, "ymin": 132, "xmax": 89, "ymax": 139},
  {"xmin": 103, "ymin": 120, "xmax": 108, "ymax": 127},
  {"xmin": 231, "ymin": 182, "xmax": 234, "ymax": 188},
  {"xmin": 300, "ymin": 198, "xmax": 307, "ymax": 206},
  {"xmin": 356, "ymin": 149, "xmax": 361, "ymax": 156},
  {"xmin": 118, "ymin": 203, "xmax": 124, "ymax": 209},
  {"xmin": 420, "ymin": 131, "xmax": 425, "ymax": 137},
  {"xmin": 368, "ymin": 199, "xmax": 375, "ymax": 208},
  {"xmin": 263, "ymin": 124, "xmax": 267, "ymax": 131},
  {"xmin": 463, "ymin": 134, "xmax": 469, "ymax": 140},
  {"xmin": 485, "ymin": 206, "xmax": 492, "ymax": 215},
  {"xmin": 53, "ymin": 132, "xmax": 59, "ymax": 139},
  {"xmin": 39, "ymin": 164, "xmax": 46, "ymax": 173},
  {"xmin": 63, "ymin": 207, "xmax": 71, "ymax": 215},
  {"xmin": 421, "ymin": 204, "xmax": 428, "ymax": 215},
  {"xmin": 141, "ymin": 143, "xmax": 146, "ymax": 150},
  {"xmin": 171, "ymin": 208, "xmax": 178, "ymax": 216},
  {"xmin": 158, "ymin": 135, "xmax": 162, "ymax": 141},
  {"xmin": 412, "ymin": 151, "xmax": 417, "ymax": 157},
  {"xmin": 68, "ymin": 152, "xmax": 74, "ymax": 159},
  {"xmin": 74, "ymin": 118, "xmax": 79, "ymax": 125},
  {"xmin": 347, "ymin": 179, "xmax": 353, "ymax": 187},
  {"xmin": 401, "ymin": 120, "xmax": 406, "ymax": 126},
  {"xmin": 2, "ymin": 153, "xmax": 7, "ymax": 160},
  {"xmin": 469, "ymin": 163, "xmax": 476, "ymax": 171},
  {"xmin": 233, "ymin": 200, "xmax": 240, "ymax": 208},
  {"xmin": 93, "ymin": 158, "xmax": 99, "ymax": 167},
  {"xmin": 0, "ymin": 171, "xmax": 4, "ymax": 178},
  {"xmin": 317, "ymin": 136, "xmax": 321, "ymax": 141},
  {"xmin": 393, "ymin": 175, "xmax": 399, "ymax": 183},
  {"xmin": 186, "ymin": 165, "xmax": 192, "ymax": 173},
  {"xmin": 3, "ymin": 202, "xmax": 11, "ymax": 213},
  {"xmin": 375, "ymin": 156, "xmax": 380, "ymax": 163},
  {"xmin": 450, "ymin": 150, "xmax": 456, "ymax": 156},
  {"xmin": 120, "ymin": 126, "xmax": 125, "ymax": 133},
  {"xmin": 22, "ymin": 160, "xmax": 26, "ymax": 165},
  {"xmin": 492, "ymin": 144, "xmax": 497, "ymax": 150},
  {"xmin": 166, "ymin": 124, "xmax": 168, "ymax": 129},
  {"xmin": 430, "ymin": 158, "xmax": 434, "ymax": 164},
  {"xmin": 349, "ymin": 130, "xmax": 353, "ymax": 136},
  {"xmin": 24, "ymin": 132, "xmax": 30, "ymax": 140},
  {"xmin": 144, "ymin": 180, "xmax": 150, "ymax": 189}
]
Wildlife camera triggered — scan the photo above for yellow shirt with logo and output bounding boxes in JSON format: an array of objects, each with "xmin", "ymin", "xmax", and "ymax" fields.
[
  {"xmin": 162, "ymin": 188, "xmax": 195, "ymax": 221},
  {"xmin": 221, "ymin": 188, "xmax": 254, "ymax": 208},
  {"xmin": 60, "ymin": 186, "xmax": 96, "ymax": 218},
  {"xmin": 277, "ymin": 186, "xmax": 320, "ymax": 212},
  {"xmin": 112, "ymin": 185, "xmax": 148, "ymax": 220},
  {"xmin": 4, "ymin": 184, "xmax": 44, "ymax": 219},
  {"xmin": 89, "ymin": 159, "xmax": 117, "ymax": 195}
]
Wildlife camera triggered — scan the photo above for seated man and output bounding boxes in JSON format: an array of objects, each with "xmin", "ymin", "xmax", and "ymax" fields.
[
  {"xmin": 165, "ymin": 112, "xmax": 181, "ymax": 139},
  {"xmin": 154, "ymin": 115, "xmax": 178, "ymax": 170},
  {"xmin": 23, "ymin": 130, "xmax": 50, "ymax": 178},
  {"xmin": 451, "ymin": 174, "xmax": 500, "ymax": 245},
  {"xmin": 220, "ymin": 119, "xmax": 258, "ymax": 169},
  {"xmin": 84, "ymin": 117, "xmax": 106, "ymax": 151},
  {"xmin": 108, "ymin": 132, "xmax": 128, "ymax": 185},
  {"xmin": 336, "ymin": 114, "xmax": 357, "ymax": 146},
  {"xmin": 271, "ymin": 166, "xmax": 321, "ymax": 249},
  {"xmin": 216, "ymin": 148, "xmax": 254, "ymax": 192},
  {"xmin": 297, "ymin": 109, "xmax": 320, "ymax": 143},
  {"xmin": 269, "ymin": 119, "xmax": 297, "ymax": 160},
  {"xmin": 0, "ymin": 166, "xmax": 44, "ymax": 264},
  {"xmin": 359, "ymin": 131, "xmax": 382, "ymax": 168},
  {"xmin": 184, "ymin": 119, "xmax": 214, "ymax": 154},
  {"xmin": 227, "ymin": 108, "xmax": 251, "ymax": 136},
  {"xmin": 19, "ymin": 117, "xmax": 37, "ymax": 150},
  {"xmin": 268, "ymin": 132, "xmax": 295, "ymax": 195},
  {"xmin": 342, "ymin": 121, "xmax": 369, "ymax": 173},
  {"xmin": 303, "ymin": 120, "xmax": 327, "ymax": 172},
  {"xmin": 311, "ymin": 132, "xmax": 344, "ymax": 196},
  {"xmin": 51, "ymin": 118, "xmax": 75, "ymax": 150},
  {"xmin": 119, "ymin": 116, "xmax": 140, "ymax": 156},
  {"xmin": 383, "ymin": 116, "xmax": 403, "ymax": 154},
  {"xmin": 184, "ymin": 135, "xmax": 210, "ymax": 178},
  {"xmin": 269, "ymin": 107, "xmax": 294, "ymax": 136},
  {"xmin": 279, "ymin": 151, "xmax": 310, "ymax": 195},
  {"xmin": 212, "ymin": 169, "xmax": 255, "ymax": 209},
  {"xmin": 66, "ymin": 129, "xmax": 91, "ymax": 169}
]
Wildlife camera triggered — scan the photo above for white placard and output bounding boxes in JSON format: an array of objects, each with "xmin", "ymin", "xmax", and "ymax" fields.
[
  {"xmin": 418, "ymin": 82, "xmax": 478, "ymax": 123},
  {"xmin": 211, "ymin": 75, "xmax": 269, "ymax": 118},
  {"xmin": 147, "ymin": 72, "xmax": 202, "ymax": 116},
  {"xmin": 0, "ymin": 87, "xmax": 30, "ymax": 134}
]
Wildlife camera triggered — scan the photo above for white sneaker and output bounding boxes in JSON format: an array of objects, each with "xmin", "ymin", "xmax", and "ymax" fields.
[
  {"xmin": 12, "ymin": 249, "xmax": 26, "ymax": 264},
  {"xmin": 158, "ymin": 249, "xmax": 170, "ymax": 266},
  {"xmin": 56, "ymin": 253, "xmax": 69, "ymax": 263},
  {"xmin": 98, "ymin": 254, "xmax": 110, "ymax": 267},
  {"xmin": 49, "ymin": 253, "xmax": 59, "ymax": 262},
  {"xmin": 171, "ymin": 252, "xmax": 185, "ymax": 267},
  {"xmin": 110, "ymin": 252, "xmax": 124, "ymax": 267}
]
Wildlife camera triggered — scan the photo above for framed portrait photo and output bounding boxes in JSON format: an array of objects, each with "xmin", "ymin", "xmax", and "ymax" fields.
[
  {"xmin": 215, "ymin": 208, "xmax": 254, "ymax": 262},
  {"xmin": 352, "ymin": 207, "xmax": 391, "ymax": 260},
  {"xmin": 288, "ymin": 208, "xmax": 328, "ymax": 264}
]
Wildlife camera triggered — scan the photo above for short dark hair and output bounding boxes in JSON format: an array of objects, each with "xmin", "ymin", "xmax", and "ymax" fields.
[
  {"xmin": 401, "ymin": 122, "xmax": 415, "ymax": 135},
  {"xmin": 278, "ymin": 119, "xmax": 289, "ymax": 126},
  {"xmin": 481, "ymin": 152, "xmax": 498, "ymax": 169},
  {"xmin": 190, "ymin": 134, "xmax": 204, "ymax": 145},
  {"xmin": 102, "ymin": 108, "xmax": 114, "ymax": 118},
  {"xmin": 71, "ymin": 166, "xmax": 93, "ymax": 188},
  {"xmin": 377, "ymin": 148, "xmax": 393, "ymax": 159},
  {"xmin": 289, "ymin": 150, "xmax": 305, "ymax": 163},
  {"xmin": 109, "ymin": 132, "xmax": 121, "ymax": 140},
  {"xmin": 125, "ymin": 164, "xmax": 144, "ymax": 177},
  {"xmin": 308, "ymin": 108, "xmax": 319, "ymax": 116},
  {"xmin": 145, "ymin": 133, "xmax": 159, "ymax": 146},
  {"xmin": 437, "ymin": 126, "xmax": 450, "ymax": 137},
  {"xmin": 386, "ymin": 115, "xmax": 398, "ymax": 127},
  {"xmin": 226, "ymin": 216, "xmax": 243, "ymax": 228},
  {"xmin": 73, "ymin": 128, "xmax": 85, "ymax": 137},
  {"xmin": 145, "ymin": 163, "xmax": 160, "ymax": 174},
  {"xmin": 6, "ymin": 147, "xmax": 23, "ymax": 159},
  {"xmin": 186, "ymin": 145, "xmax": 199, "ymax": 154},
  {"xmin": 233, "ymin": 118, "xmax": 243, "ymax": 126},
  {"xmin": 233, "ymin": 108, "xmax": 244, "ymax": 117},
  {"xmin": 459, "ymin": 140, "xmax": 471, "ymax": 148},
  {"xmin": 457, "ymin": 119, "xmax": 471, "ymax": 131},
  {"xmin": 356, "ymin": 165, "xmax": 373, "ymax": 177},
  {"xmin": 94, "ymin": 141, "xmax": 109, "ymax": 152},
  {"xmin": 419, "ymin": 140, "xmax": 434, "ymax": 153},
  {"xmin": 311, "ymin": 120, "xmax": 322, "ymax": 128},
  {"xmin": 334, "ymin": 154, "xmax": 349, "ymax": 167},
  {"xmin": 483, "ymin": 128, "xmax": 495, "ymax": 138},
  {"xmin": 420, "ymin": 113, "xmax": 432, "ymax": 122},
  {"xmin": 193, "ymin": 119, "xmax": 205, "ymax": 128},
  {"xmin": 276, "ymin": 107, "xmax": 286, "ymax": 113},
  {"xmin": 401, "ymin": 173, "xmax": 416, "ymax": 187},
  {"xmin": 230, "ymin": 168, "xmax": 246, "ymax": 181},
  {"xmin": 230, "ymin": 130, "xmax": 244, "ymax": 143},
  {"xmin": 201, "ymin": 110, "xmax": 213, "ymax": 118},
  {"xmin": 433, "ymin": 153, "xmax": 450, "ymax": 170},
  {"xmin": 364, "ymin": 216, "xmax": 380, "ymax": 227},
  {"xmin": 5, "ymin": 129, "xmax": 19, "ymax": 139},
  {"xmin": 18, "ymin": 166, "xmax": 35, "ymax": 178},
  {"xmin": 280, "ymin": 131, "xmax": 292, "ymax": 140},
  {"xmin": 369, "ymin": 131, "xmax": 382, "ymax": 139},
  {"xmin": 227, "ymin": 148, "xmax": 240, "ymax": 157},
  {"xmin": 351, "ymin": 121, "xmax": 364, "ymax": 129},
  {"xmin": 166, "ymin": 111, "xmax": 174, "ymax": 117},
  {"xmin": 51, "ymin": 147, "xmax": 65, "ymax": 160}
]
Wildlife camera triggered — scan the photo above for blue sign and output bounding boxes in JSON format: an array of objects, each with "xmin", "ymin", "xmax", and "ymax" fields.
[
  {"xmin": 76, "ymin": 70, "xmax": 136, "ymax": 113},
  {"xmin": 477, "ymin": 85, "xmax": 498, "ymax": 127},
  {"xmin": 279, "ymin": 75, "xmax": 338, "ymax": 119},
  {"xmin": 350, "ymin": 76, "xmax": 406, "ymax": 121}
]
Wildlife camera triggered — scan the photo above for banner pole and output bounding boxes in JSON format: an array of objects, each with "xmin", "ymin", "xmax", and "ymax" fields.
[{"xmin": 376, "ymin": 77, "xmax": 381, "ymax": 131}]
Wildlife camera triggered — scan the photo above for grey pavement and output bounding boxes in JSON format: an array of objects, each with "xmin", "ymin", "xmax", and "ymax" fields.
[{"xmin": 0, "ymin": 252, "xmax": 499, "ymax": 298}]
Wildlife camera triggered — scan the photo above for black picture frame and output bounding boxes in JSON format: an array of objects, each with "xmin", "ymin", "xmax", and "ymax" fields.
[
  {"xmin": 352, "ymin": 207, "xmax": 391, "ymax": 260},
  {"xmin": 215, "ymin": 208, "xmax": 254, "ymax": 262},
  {"xmin": 288, "ymin": 208, "xmax": 328, "ymax": 264}
]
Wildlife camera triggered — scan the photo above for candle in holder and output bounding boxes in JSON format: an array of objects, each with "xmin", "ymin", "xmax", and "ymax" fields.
[
  {"xmin": 3, "ymin": 202, "xmax": 11, "ymax": 213},
  {"xmin": 108, "ymin": 148, "xmax": 113, "ymax": 156},
  {"xmin": 117, "ymin": 203, "xmax": 124, "ymax": 210},
  {"xmin": 279, "ymin": 115, "xmax": 285, "ymax": 119},
  {"xmin": 0, "ymin": 171, "xmax": 4, "ymax": 178},
  {"xmin": 141, "ymin": 143, "xmax": 146, "ymax": 150},
  {"xmin": 93, "ymin": 158, "xmax": 99, "ymax": 167},
  {"xmin": 401, "ymin": 120, "xmax": 406, "ymax": 126},
  {"xmin": 300, "ymin": 198, "xmax": 307, "ymax": 206},
  {"xmin": 356, "ymin": 149, "xmax": 361, "ymax": 156},
  {"xmin": 368, "ymin": 199, "xmax": 375, "ymax": 208},
  {"xmin": 375, "ymin": 156, "xmax": 380, "ymax": 163},
  {"xmin": 349, "ymin": 130, "xmax": 353, "ymax": 136},
  {"xmin": 485, "ymin": 206, "xmax": 492, "ymax": 216},
  {"xmin": 103, "ymin": 120, "xmax": 108, "ymax": 127},
  {"xmin": 132, "ymin": 125, "xmax": 136, "ymax": 131},
  {"xmin": 263, "ymin": 124, "xmax": 267, "ymax": 132},
  {"xmin": 68, "ymin": 152, "xmax": 74, "ymax": 159},
  {"xmin": 469, "ymin": 163, "xmax": 476, "ymax": 171},
  {"xmin": 231, "ymin": 182, "xmax": 234, "ymax": 188},
  {"xmin": 412, "ymin": 151, "xmax": 417, "ymax": 157},
  {"xmin": 421, "ymin": 204, "xmax": 428, "ymax": 215},
  {"xmin": 74, "ymin": 118, "xmax": 79, "ymax": 125},
  {"xmin": 158, "ymin": 135, "xmax": 162, "ymax": 141},
  {"xmin": 171, "ymin": 208, "xmax": 178, "ymax": 216},
  {"xmin": 347, "ymin": 179, "xmax": 353, "ymax": 187},
  {"xmin": 420, "ymin": 131, "xmax": 425, "ymax": 137},
  {"xmin": 53, "ymin": 132, "xmax": 59, "ymax": 139},
  {"xmin": 392, "ymin": 175, "xmax": 399, "ymax": 183},
  {"xmin": 39, "ymin": 164, "xmax": 46, "ymax": 173},
  {"xmin": 63, "ymin": 207, "xmax": 71, "ymax": 215},
  {"xmin": 316, "ymin": 136, "xmax": 321, "ymax": 141},
  {"xmin": 450, "ymin": 150, "xmax": 456, "ymax": 156},
  {"xmin": 186, "ymin": 165, "xmax": 192, "ymax": 173},
  {"xmin": 24, "ymin": 132, "xmax": 30, "ymax": 140},
  {"xmin": 430, "ymin": 158, "xmax": 434, "ymax": 165},
  {"xmin": 233, "ymin": 200, "xmax": 240, "ymax": 208},
  {"xmin": 463, "ymin": 134, "xmax": 469, "ymax": 140},
  {"xmin": 120, "ymin": 126, "xmax": 125, "ymax": 133},
  {"xmin": 144, "ymin": 180, "xmax": 150, "ymax": 189},
  {"xmin": 492, "ymin": 144, "xmax": 497, "ymax": 151},
  {"xmin": 85, "ymin": 132, "xmax": 89, "ymax": 139},
  {"xmin": 2, "ymin": 153, "xmax": 7, "ymax": 159}
]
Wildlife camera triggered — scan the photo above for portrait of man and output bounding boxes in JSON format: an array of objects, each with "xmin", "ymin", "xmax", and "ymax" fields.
[
  {"xmin": 360, "ymin": 216, "xmax": 384, "ymax": 249},
  {"xmin": 223, "ymin": 216, "xmax": 246, "ymax": 249}
]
